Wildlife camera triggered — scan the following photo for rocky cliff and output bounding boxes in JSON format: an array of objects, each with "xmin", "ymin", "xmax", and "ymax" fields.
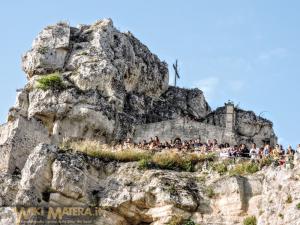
[
  {"xmin": 1, "ymin": 19, "xmax": 213, "ymax": 174},
  {"xmin": 1, "ymin": 144, "xmax": 300, "ymax": 225},
  {"xmin": 0, "ymin": 19, "xmax": 286, "ymax": 225},
  {"xmin": 14, "ymin": 18, "xmax": 211, "ymax": 143},
  {"xmin": 203, "ymin": 107, "xmax": 277, "ymax": 146}
]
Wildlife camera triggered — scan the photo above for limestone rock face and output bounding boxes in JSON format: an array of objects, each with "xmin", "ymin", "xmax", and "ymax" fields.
[
  {"xmin": 204, "ymin": 107, "xmax": 277, "ymax": 147},
  {"xmin": 0, "ymin": 173, "xmax": 19, "ymax": 206},
  {"xmin": 0, "ymin": 117, "xmax": 50, "ymax": 173},
  {"xmin": 124, "ymin": 87, "xmax": 211, "ymax": 123},
  {"xmin": 22, "ymin": 22, "xmax": 70, "ymax": 78},
  {"xmin": 22, "ymin": 19, "xmax": 169, "ymax": 105},
  {"xmin": 0, "ymin": 18, "xmax": 283, "ymax": 225},
  {"xmin": 15, "ymin": 144, "xmax": 59, "ymax": 206},
  {"xmin": 3, "ymin": 18, "xmax": 211, "ymax": 150},
  {"xmin": 26, "ymin": 87, "xmax": 116, "ymax": 143},
  {"xmin": 1, "ymin": 145, "xmax": 300, "ymax": 225}
]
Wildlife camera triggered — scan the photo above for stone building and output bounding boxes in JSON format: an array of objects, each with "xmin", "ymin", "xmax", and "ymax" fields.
[{"xmin": 132, "ymin": 101, "xmax": 277, "ymax": 147}]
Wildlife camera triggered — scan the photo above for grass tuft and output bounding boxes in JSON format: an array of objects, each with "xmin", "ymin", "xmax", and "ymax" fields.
[
  {"xmin": 229, "ymin": 162, "xmax": 260, "ymax": 176},
  {"xmin": 62, "ymin": 140, "xmax": 151, "ymax": 162},
  {"xmin": 36, "ymin": 72, "xmax": 64, "ymax": 91},
  {"xmin": 61, "ymin": 140, "xmax": 217, "ymax": 172},
  {"xmin": 213, "ymin": 162, "xmax": 228, "ymax": 175},
  {"xmin": 243, "ymin": 216, "xmax": 257, "ymax": 225}
]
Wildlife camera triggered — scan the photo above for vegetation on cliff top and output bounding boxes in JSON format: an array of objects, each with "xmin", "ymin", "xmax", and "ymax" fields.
[
  {"xmin": 61, "ymin": 140, "xmax": 273, "ymax": 175},
  {"xmin": 62, "ymin": 140, "xmax": 216, "ymax": 172},
  {"xmin": 36, "ymin": 72, "xmax": 64, "ymax": 91}
]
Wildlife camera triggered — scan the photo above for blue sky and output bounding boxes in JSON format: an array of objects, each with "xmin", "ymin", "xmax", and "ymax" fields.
[{"xmin": 0, "ymin": 0, "xmax": 299, "ymax": 147}]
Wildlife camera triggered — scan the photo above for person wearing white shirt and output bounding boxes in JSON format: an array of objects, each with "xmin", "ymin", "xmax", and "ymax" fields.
[{"xmin": 249, "ymin": 143, "xmax": 259, "ymax": 160}]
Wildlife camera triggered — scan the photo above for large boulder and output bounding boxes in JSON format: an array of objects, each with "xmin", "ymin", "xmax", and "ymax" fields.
[
  {"xmin": 145, "ymin": 86, "xmax": 211, "ymax": 122},
  {"xmin": 123, "ymin": 86, "xmax": 211, "ymax": 125},
  {"xmin": 22, "ymin": 22, "xmax": 70, "ymax": 78},
  {"xmin": 26, "ymin": 87, "xmax": 116, "ymax": 143},
  {"xmin": 15, "ymin": 144, "xmax": 59, "ymax": 206},
  {"xmin": 0, "ymin": 117, "xmax": 51, "ymax": 174}
]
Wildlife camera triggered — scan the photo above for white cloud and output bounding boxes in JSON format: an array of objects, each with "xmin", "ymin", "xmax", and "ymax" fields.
[{"xmin": 195, "ymin": 77, "xmax": 220, "ymax": 101}]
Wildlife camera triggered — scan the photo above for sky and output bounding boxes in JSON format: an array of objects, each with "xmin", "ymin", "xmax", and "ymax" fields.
[{"xmin": 0, "ymin": 0, "xmax": 299, "ymax": 147}]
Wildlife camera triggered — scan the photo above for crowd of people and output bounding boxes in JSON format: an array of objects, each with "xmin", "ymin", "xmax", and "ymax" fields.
[{"xmin": 122, "ymin": 136, "xmax": 300, "ymax": 163}]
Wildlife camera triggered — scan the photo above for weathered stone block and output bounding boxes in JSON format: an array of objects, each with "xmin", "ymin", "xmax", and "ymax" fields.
[{"xmin": 0, "ymin": 117, "xmax": 51, "ymax": 174}]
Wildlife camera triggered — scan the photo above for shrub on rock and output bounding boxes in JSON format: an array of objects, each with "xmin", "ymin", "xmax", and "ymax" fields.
[
  {"xmin": 36, "ymin": 72, "xmax": 64, "ymax": 91},
  {"xmin": 243, "ymin": 216, "xmax": 257, "ymax": 225}
]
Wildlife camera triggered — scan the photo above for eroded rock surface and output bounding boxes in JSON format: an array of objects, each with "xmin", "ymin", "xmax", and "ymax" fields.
[
  {"xmin": 22, "ymin": 19, "xmax": 169, "ymax": 104},
  {"xmin": 12, "ymin": 19, "xmax": 212, "ymax": 144},
  {"xmin": 0, "ymin": 117, "xmax": 50, "ymax": 174},
  {"xmin": 204, "ymin": 107, "xmax": 277, "ymax": 147},
  {"xmin": 1, "ymin": 18, "xmax": 214, "ymax": 173},
  {"xmin": 1, "ymin": 19, "xmax": 276, "ymax": 169},
  {"xmin": 0, "ymin": 18, "xmax": 283, "ymax": 225},
  {"xmin": 1, "ymin": 144, "xmax": 300, "ymax": 225}
]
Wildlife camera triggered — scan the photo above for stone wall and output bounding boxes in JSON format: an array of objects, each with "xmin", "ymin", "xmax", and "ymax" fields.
[{"xmin": 132, "ymin": 117, "xmax": 234, "ymax": 144}]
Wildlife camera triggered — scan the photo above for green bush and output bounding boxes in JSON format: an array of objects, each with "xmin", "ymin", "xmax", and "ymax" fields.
[
  {"xmin": 36, "ymin": 72, "xmax": 64, "ymax": 91},
  {"xmin": 243, "ymin": 216, "xmax": 257, "ymax": 225},
  {"xmin": 229, "ymin": 162, "xmax": 260, "ymax": 176},
  {"xmin": 296, "ymin": 202, "xmax": 300, "ymax": 210},
  {"xmin": 182, "ymin": 160, "xmax": 193, "ymax": 172},
  {"xmin": 138, "ymin": 158, "xmax": 152, "ymax": 169},
  {"xmin": 213, "ymin": 162, "xmax": 228, "ymax": 175},
  {"xmin": 245, "ymin": 162, "xmax": 260, "ymax": 174},
  {"xmin": 150, "ymin": 152, "xmax": 213, "ymax": 172},
  {"xmin": 182, "ymin": 220, "xmax": 197, "ymax": 225},
  {"xmin": 260, "ymin": 157, "xmax": 273, "ymax": 168}
]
